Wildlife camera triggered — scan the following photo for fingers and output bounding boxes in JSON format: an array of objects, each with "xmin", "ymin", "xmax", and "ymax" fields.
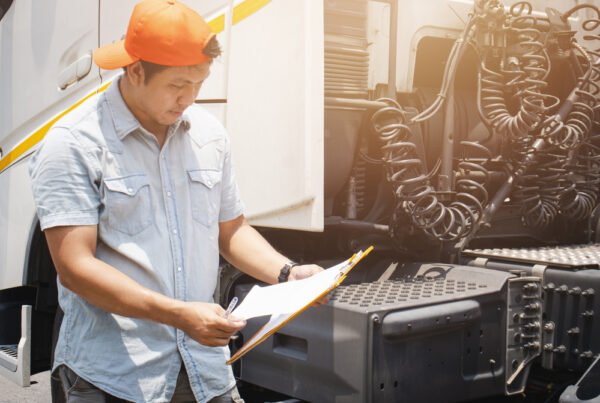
[
  {"xmin": 202, "ymin": 317, "xmax": 244, "ymax": 347},
  {"xmin": 217, "ymin": 316, "xmax": 246, "ymax": 333},
  {"xmin": 289, "ymin": 264, "xmax": 324, "ymax": 281},
  {"xmin": 206, "ymin": 309, "xmax": 245, "ymax": 336},
  {"xmin": 184, "ymin": 302, "xmax": 246, "ymax": 347},
  {"xmin": 225, "ymin": 314, "xmax": 246, "ymax": 325},
  {"xmin": 311, "ymin": 294, "xmax": 330, "ymax": 307},
  {"xmin": 203, "ymin": 327, "xmax": 243, "ymax": 347},
  {"xmin": 211, "ymin": 322, "xmax": 243, "ymax": 336},
  {"xmin": 203, "ymin": 334, "xmax": 234, "ymax": 347},
  {"xmin": 207, "ymin": 303, "xmax": 246, "ymax": 331}
]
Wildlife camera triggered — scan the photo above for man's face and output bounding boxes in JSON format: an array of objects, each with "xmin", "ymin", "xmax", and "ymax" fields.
[{"xmin": 135, "ymin": 63, "xmax": 211, "ymax": 133}]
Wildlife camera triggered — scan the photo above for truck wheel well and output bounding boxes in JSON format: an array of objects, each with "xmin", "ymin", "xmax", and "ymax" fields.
[
  {"xmin": 0, "ymin": 0, "xmax": 13, "ymax": 22},
  {"xmin": 24, "ymin": 223, "xmax": 59, "ymax": 374}
]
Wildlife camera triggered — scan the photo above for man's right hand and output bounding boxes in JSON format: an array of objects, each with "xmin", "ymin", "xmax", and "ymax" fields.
[{"xmin": 177, "ymin": 302, "xmax": 246, "ymax": 347}]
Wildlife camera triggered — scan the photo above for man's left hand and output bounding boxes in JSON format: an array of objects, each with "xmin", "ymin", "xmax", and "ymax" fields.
[{"xmin": 288, "ymin": 264, "xmax": 329, "ymax": 305}]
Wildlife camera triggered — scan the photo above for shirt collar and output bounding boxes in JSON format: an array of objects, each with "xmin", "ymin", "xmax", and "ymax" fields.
[{"xmin": 104, "ymin": 76, "xmax": 191, "ymax": 141}]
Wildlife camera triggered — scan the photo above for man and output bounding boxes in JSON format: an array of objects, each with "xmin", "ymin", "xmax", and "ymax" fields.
[{"xmin": 29, "ymin": 1, "xmax": 323, "ymax": 402}]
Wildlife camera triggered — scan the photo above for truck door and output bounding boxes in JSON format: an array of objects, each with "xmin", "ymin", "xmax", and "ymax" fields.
[
  {"xmin": 0, "ymin": 0, "xmax": 100, "ymax": 387},
  {"xmin": 0, "ymin": 0, "xmax": 101, "ymax": 159},
  {"xmin": 225, "ymin": 0, "xmax": 324, "ymax": 231},
  {"xmin": 0, "ymin": 0, "xmax": 101, "ymax": 291}
]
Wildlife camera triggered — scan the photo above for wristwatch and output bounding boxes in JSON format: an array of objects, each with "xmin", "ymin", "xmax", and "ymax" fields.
[{"xmin": 278, "ymin": 262, "xmax": 299, "ymax": 283}]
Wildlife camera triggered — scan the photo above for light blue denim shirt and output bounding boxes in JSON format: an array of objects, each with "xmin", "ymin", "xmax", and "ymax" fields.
[{"xmin": 29, "ymin": 78, "xmax": 244, "ymax": 402}]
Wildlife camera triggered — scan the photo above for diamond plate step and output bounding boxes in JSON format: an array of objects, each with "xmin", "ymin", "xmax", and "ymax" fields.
[
  {"xmin": 462, "ymin": 244, "xmax": 600, "ymax": 269},
  {"xmin": 0, "ymin": 305, "xmax": 31, "ymax": 387},
  {"xmin": 0, "ymin": 345, "xmax": 17, "ymax": 371}
]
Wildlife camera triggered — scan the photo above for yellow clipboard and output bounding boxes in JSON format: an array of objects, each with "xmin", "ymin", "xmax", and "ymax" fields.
[{"xmin": 227, "ymin": 246, "xmax": 373, "ymax": 365}]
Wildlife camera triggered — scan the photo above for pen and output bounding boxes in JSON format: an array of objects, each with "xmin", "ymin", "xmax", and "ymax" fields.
[{"xmin": 224, "ymin": 296, "xmax": 238, "ymax": 319}]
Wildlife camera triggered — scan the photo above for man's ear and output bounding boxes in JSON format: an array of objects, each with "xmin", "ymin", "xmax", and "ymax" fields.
[{"xmin": 124, "ymin": 61, "xmax": 145, "ymax": 87}]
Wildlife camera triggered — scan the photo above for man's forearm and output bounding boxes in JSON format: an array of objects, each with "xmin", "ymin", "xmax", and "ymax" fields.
[
  {"xmin": 219, "ymin": 218, "xmax": 288, "ymax": 284},
  {"xmin": 59, "ymin": 254, "xmax": 185, "ymax": 329},
  {"xmin": 219, "ymin": 218, "xmax": 326, "ymax": 304},
  {"xmin": 55, "ymin": 253, "xmax": 245, "ymax": 346},
  {"xmin": 45, "ymin": 224, "xmax": 245, "ymax": 347}
]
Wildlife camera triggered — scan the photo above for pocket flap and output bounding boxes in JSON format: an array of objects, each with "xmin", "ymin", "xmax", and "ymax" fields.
[
  {"xmin": 187, "ymin": 169, "xmax": 222, "ymax": 189},
  {"xmin": 104, "ymin": 174, "xmax": 149, "ymax": 196}
]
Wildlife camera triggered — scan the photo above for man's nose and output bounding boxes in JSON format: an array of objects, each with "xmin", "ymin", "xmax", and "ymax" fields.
[{"xmin": 178, "ymin": 86, "xmax": 196, "ymax": 106}]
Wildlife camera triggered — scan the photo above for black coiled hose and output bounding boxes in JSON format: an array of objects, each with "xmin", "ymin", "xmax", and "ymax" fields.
[
  {"xmin": 478, "ymin": 18, "xmax": 552, "ymax": 140},
  {"xmin": 551, "ymin": 6, "xmax": 600, "ymax": 221},
  {"xmin": 372, "ymin": 99, "xmax": 491, "ymax": 241},
  {"xmin": 477, "ymin": 3, "xmax": 562, "ymax": 228},
  {"xmin": 562, "ymin": 132, "xmax": 600, "ymax": 220},
  {"xmin": 373, "ymin": 0, "xmax": 600, "ymax": 244}
]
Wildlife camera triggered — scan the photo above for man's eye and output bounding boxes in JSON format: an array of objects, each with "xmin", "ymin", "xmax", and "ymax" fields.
[{"xmin": 170, "ymin": 84, "xmax": 183, "ymax": 89}]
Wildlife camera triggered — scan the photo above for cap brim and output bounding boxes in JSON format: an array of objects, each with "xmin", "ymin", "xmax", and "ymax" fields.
[{"xmin": 93, "ymin": 39, "xmax": 138, "ymax": 70}]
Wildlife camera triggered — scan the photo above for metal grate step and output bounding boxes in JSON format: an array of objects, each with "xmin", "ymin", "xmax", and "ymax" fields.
[
  {"xmin": 330, "ymin": 277, "xmax": 489, "ymax": 308},
  {"xmin": 462, "ymin": 244, "xmax": 600, "ymax": 269},
  {"xmin": 0, "ymin": 305, "xmax": 31, "ymax": 386},
  {"xmin": 0, "ymin": 345, "xmax": 17, "ymax": 357},
  {"xmin": 0, "ymin": 344, "xmax": 18, "ymax": 372}
]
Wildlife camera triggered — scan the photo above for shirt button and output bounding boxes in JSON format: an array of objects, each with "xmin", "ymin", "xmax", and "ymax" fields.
[
  {"xmin": 128, "ymin": 188, "xmax": 133, "ymax": 193},
  {"xmin": 167, "ymin": 191, "xmax": 172, "ymax": 197},
  {"xmin": 177, "ymin": 267, "xmax": 182, "ymax": 272},
  {"xmin": 172, "ymin": 229, "xmax": 177, "ymax": 234},
  {"xmin": 206, "ymin": 180, "xmax": 212, "ymax": 186}
]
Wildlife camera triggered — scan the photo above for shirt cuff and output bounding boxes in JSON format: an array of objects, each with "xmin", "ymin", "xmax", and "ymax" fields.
[
  {"xmin": 219, "ymin": 202, "xmax": 244, "ymax": 223},
  {"xmin": 39, "ymin": 211, "xmax": 99, "ymax": 231}
]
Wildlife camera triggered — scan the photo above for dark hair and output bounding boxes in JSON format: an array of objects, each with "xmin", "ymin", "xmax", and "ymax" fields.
[
  {"xmin": 138, "ymin": 60, "xmax": 168, "ymax": 83},
  {"xmin": 127, "ymin": 36, "xmax": 222, "ymax": 83},
  {"xmin": 202, "ymin": 35, "xmax": 222, "ymax": 59}
]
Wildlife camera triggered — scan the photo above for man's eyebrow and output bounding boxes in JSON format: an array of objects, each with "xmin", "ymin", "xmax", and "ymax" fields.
[{"xmin": 173, "ymin": 78, "xmax": 205, "ymax": 85}]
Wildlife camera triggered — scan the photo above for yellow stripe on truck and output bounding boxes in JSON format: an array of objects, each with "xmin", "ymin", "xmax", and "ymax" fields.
[
  {"xmin": 0, "ymin": 82, "xmax": 111, "ymax": 173},
  {"xmin": 0, "ymin": 0, "xmax": 271, "ymax": 174},
  {"xmin": 233, "ymin": 0, "xmax": 271, "ymax": 25},
  {"xmin": 209, "ymin": 0, "xmax": 271, "ymax": 33},
  {"xmin": 208, "ymin": 14, "xmax": 226, "ymax": 33}
]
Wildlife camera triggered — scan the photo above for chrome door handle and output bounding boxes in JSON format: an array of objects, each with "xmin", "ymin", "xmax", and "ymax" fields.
[{"xmin": 58, "ymin": 52, "xmax": 92, "ymax": 90}]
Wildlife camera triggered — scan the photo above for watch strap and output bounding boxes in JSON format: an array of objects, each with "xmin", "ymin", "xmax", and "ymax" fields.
[{"xmin": 278, "ymin": 262, "xmax": 299, "ymax": 283}]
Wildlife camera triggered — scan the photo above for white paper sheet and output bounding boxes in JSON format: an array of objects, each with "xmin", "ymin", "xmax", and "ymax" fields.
[
  {"xmin": 232, "ymin": 258, "xmax": 351, "ymax": 320},
  {"xmin": 238, "ymin": 312, "xmax": 288, "ymax": 354}
]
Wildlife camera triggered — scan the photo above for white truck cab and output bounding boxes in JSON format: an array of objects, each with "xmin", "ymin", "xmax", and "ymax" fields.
[{"xmin": 2, "ymin": 1, "xmax": 600, "ymax": 402}]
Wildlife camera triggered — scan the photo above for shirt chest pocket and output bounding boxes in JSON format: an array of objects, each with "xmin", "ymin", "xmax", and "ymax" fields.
[
  {"xmin": 103, "ymin": 174, "xmax": 152, "ymax": 235},
  {"xmin": 188, "ymin": 169, "xmax": 222, "ymax": 228}
]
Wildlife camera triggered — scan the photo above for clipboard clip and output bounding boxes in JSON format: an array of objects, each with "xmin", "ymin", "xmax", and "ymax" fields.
[{"xmin": 335, "ymin": 263, "xmax": 352, "ymax": 283}]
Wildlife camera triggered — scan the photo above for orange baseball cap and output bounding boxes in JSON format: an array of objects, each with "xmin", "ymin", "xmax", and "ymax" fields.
[{"xmin": 93, "ymin": 0, "xmax": 215, "ymax": 69}]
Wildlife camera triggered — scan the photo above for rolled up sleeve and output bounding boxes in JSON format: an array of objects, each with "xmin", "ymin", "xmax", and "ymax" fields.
[
  {"xmin": 29, "ymin": 128, "xmax": 101, "ymax": 230},
  {"xmin": 218, "ymin": 135, "xmax": 244, "ymax": 223}
]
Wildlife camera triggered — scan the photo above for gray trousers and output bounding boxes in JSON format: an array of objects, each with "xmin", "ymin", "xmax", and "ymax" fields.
[{"xmin": 56, "ymin": 365, "xmax": 244, "ymax": 403}]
